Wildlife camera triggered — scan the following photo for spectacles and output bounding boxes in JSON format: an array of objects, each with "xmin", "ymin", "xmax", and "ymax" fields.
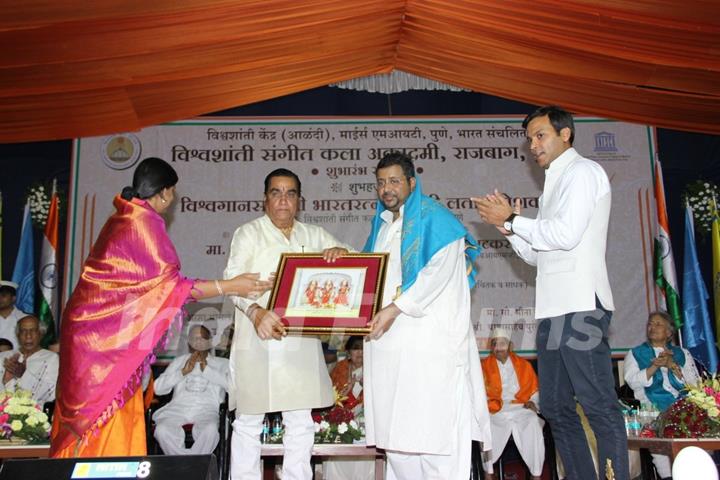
[{"xmin": 376, "ymin": 177, "xmax": 406, "ymax": 190}]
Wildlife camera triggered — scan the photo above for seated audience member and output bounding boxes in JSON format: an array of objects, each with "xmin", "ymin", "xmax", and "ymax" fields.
[
  {"xmin": 0, "ymin": 281, "xmax": 26, "ymax": 350},
  {"xmin": 0, "ymin": 338, "xmax": 13, "ymax": 352},
  {"xmin": 624, "ymin": 311, "xmax": 699, "ymax": 480},
  {"xmin": 0, "ymin": 315, "xmax": 59, "ymax": 405},
  {"xmin": 152, "ymin": 324, "xmax": 229, "ymax": 456},
  {"xmin": 324, "ymin": 336, "xmax": 373, "ymax": 480},
  {"xmin": 481, "ymin": 328, "xmax": 544, "ymax": 480},
  {"xmin": 330, "ymin": 336, "xmax": 364, "ymax": 412}
]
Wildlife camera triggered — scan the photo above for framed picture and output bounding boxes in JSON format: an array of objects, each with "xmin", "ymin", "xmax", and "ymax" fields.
[{"xmin": 267, "ymin": 253, "xmax": 388, "ymax": 334}]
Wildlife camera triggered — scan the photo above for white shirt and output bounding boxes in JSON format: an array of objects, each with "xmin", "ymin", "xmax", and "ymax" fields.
[
  {"xmin": 152, "ymin": 353, "xmax": 229, "ymax": 423},
  {"xmin": 224, "ymin": 215, "xmax": 351, "ymax": 414},
  {"xmin": 0, "ymin": 307, "xmax": 26, "ymax": 350},
  {"xmin": 496, "ymin": 357, "xmax": 540, "ymax": 410},
  {"xmin": 508, "ymin": 148, "xmax": 614, "ymax": 318},
  {"xmin": 623, "ymin": 346, "xmax": 699, "ymax": 405},
  {"xmin": 0, "ymin": 349, "xmax": 59, "ymax": 405}
]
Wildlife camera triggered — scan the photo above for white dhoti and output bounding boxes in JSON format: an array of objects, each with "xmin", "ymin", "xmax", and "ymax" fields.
[{"xmin": 482, "ymin": 406, "xmax": 545, "ymax": 476}]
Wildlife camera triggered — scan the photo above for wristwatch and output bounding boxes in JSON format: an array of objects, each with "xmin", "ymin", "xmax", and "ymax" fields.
[{"xmin": 503, "ymin": 213, "xmax": 517, "ymax": 233}]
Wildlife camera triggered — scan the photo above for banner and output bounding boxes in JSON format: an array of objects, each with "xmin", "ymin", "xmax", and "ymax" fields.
[{"xmin": 68, "ymin": 116, "xmax": 656, "ymax": 355}]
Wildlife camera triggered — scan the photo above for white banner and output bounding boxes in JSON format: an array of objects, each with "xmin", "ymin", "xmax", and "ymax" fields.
[{"xmin": 68, "ymin": 116, "xmax": 657, "ymax": 356}]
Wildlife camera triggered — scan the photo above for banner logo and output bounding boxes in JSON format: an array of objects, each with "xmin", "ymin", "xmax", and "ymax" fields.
[
  {"xmin": 593, "ymin": 131, "xmax": 618, "ymax": 153},
  {"xmin": 102, "ymin": 134, "xmax": 141, "ymax": 170}
]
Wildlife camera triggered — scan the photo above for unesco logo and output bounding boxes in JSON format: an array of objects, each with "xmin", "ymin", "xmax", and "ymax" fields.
[{"xmin": 593, "ymin": 131, "xmax": 618, "ymax": 153}]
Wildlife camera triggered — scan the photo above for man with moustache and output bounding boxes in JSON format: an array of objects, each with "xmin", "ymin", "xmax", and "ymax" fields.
[
  {"xmin": 363, "ymin": 152, "xmax": 490, "ymax": 480},
  {"xmin": 473, "ymin": 106, "xmax": 627, "ymax": 480},
  {"xmin": 224, "ymin": 168, "xmax": 350, "ymax": 480}
]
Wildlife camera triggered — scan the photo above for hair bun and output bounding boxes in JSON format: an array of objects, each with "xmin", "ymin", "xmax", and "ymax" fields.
[{"xmin": 120, "ymin": 186, "xmax": 137, "ymax": 200}]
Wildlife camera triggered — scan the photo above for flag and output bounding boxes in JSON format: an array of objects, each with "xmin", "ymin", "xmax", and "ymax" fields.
[
  {"xmin": 38, "ymin": 183, "xmax": 59, "ymax": 346},
  {"xmin": 11, "ymin": 201, "xmax": 35, "ymax": 313},
  {"xmin": 682, "ymin": 204, "xmax": 719, "ymax": 373},
  {"xmin": 654, "ymin": 159, "xmax": 682, "ymax": 328},
  {"xmin": 712, "ymin": 196, "xmax": 720, "ymax": 348}
]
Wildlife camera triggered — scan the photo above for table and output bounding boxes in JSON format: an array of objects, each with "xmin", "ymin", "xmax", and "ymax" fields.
[
  {"xmin": 627, "ymin": 436, "xmax": 720, "ymax": 460},
  {"xmin": 627, "ymin": 436, "xmax": 720, "ymax": 477},
  {"xmin": 0, "ymin": 443, "xmax": 50, "ymax": 459},
  {"xmin": 261, "ymin": 443, "xmax": 384, "ymax": 480}
]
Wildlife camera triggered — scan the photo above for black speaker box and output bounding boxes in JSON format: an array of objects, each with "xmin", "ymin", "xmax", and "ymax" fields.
[{"xmin": 0, "ymin": 454, "xmax": 218, "ymax": 480}]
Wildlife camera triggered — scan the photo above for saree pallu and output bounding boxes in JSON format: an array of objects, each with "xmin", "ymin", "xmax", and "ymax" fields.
[{"xmin": 50, "ymin": 196, "xmax": 194, "ymax": 457}]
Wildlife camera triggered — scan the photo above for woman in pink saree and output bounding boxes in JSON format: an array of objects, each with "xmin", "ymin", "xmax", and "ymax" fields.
[{"xmin": 50, "ymin": 157, "xmax": 271, "ymax": 458}]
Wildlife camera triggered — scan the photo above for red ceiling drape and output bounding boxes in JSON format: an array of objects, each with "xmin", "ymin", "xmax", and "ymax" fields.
[{"xmin": 0, "ymin": 0, "xmax": 717, "ymax": 143}]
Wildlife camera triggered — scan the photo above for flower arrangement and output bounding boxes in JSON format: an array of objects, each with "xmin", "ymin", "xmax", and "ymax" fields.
[
  {"xmin": 641, "ymin": 375, "xmax": 720, "ymax": 438},
  {"xmin": 0, "ymin": 389, "xmax": 51, "ymax": 444},
  {"xmin": 312, "ymin": 405, "xmax": 363, "ymax": 444},
  {"xmin": 682, "ymin": 180, "xmax": 719, "ymax": 235},
  {"xmin": 26, "ymin": 182, "xmax": 61, "ymax": 229}
]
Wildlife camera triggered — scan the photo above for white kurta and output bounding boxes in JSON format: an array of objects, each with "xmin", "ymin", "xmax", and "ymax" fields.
[
  {"xmin": 364, "ymin": 208, "xmax": 491, "ymax": 454},
  {"xmin": 483, "ymin": 358, "xmax": 545, "ymax": 476},
  {"xmin": 152, "ymin": 353, "xmax": 229, "ymax": 423},
  {"xmin": 224, "ymin": 215, "xmax": 350, "ymax": 414},
  {"xmin": 0, "ymin": 307, "xmax": 26, "ymax": 350},
  {"xmin": 623, "ymin": 347, "xmax": 699, "ymax": 405},
  {"xmin": 152, "ymin": 353, "xmax": 228, "ymax": 455},
  {"xmin": 0, "ymin": 349, "xmax": 58, "ymax": 405}
]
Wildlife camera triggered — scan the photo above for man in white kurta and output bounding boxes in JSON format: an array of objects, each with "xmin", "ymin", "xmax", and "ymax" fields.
[
  {"xmin": 0, "ymin": 315, "xmax": 58, "ymax": 405},
  {"xmin": 0, "ymin": 281, "xmax": 26, "ymax": 350},
  {"xmin": 153, "ymin": 325, "xmax": 229, "ymax": 455},
  {"xmin": 225, "ymin": 169, "xmax": 350, "ymax": 480},
  {"xmin": 363, "ymin": 153, "xmax": 491, "ymax": 480},
  {"xmin": 624, "ymin": 311, "xmax": 699, "ymax": 479},
  {"xmin": 481, "ymin": 329, "xmax": 544, "ymax": 479}
]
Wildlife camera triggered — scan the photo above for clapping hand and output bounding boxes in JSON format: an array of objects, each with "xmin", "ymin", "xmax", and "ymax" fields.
[{"xmin": 471, "ymin": 189, "xmax": 521, "ymax": 234}]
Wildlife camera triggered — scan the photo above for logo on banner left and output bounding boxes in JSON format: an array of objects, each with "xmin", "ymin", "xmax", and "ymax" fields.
[{"xmin": 102, "ymin": 134, "xmax": 142, "ymax": 170}]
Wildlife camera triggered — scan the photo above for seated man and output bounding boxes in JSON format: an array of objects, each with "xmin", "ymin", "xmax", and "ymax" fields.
[
  {"xmin": 481, "ymin": 328, "xmax": 544, "ymax": 480},
  {"xmin": 624, "ymin": 311, "xmax": 699, "ymax": 480},
  {"xmin": 153, "ymin": 324, "xmax": 229, "ymax": 456},
  {"xmin": 0, "ymin": 315, "xmax": 59, "ymax": 405}
]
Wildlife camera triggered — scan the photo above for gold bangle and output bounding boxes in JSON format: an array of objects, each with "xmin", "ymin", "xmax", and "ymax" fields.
[{"xmin": 214, "ymin": 279, "xmax": 224, "ymax": 296}]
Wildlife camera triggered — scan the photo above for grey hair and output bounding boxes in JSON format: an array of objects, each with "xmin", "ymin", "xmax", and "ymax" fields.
[
  {"xmin": 648, "ymin": 310, "xmax": 675, "ymax": 336},
  {"xmin": 16, "ymin": 315, "xmax": 47, "ymax": 336}
]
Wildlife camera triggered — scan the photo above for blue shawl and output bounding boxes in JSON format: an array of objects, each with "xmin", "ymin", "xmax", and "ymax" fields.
[
  {"xmin": 631, "ymin": 342, "xmax": 686, "ymax": 411},
  {"xmin": 362, "ymin": 175, "xmax": 480, "ymax": 292}
]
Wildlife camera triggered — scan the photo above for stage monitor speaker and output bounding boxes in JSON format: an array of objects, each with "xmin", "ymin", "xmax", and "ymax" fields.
[{"xmin": 0, "ymin": 454, "xmax": 218, "ymax": 480}]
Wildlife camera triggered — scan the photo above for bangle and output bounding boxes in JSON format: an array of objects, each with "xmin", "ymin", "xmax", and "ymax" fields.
[
  {"xmin": 246, "ymin": 304, "xmax": 258, "ymax": 321},
  {"xmin": 214, "ymin": 280, "xmax": 224, "ymax": 296}
]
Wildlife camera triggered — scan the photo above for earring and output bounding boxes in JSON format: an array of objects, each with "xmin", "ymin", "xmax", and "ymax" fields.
[{"xmin": 161, "ymin": 198, "xmax": 167, "ymax": 203}]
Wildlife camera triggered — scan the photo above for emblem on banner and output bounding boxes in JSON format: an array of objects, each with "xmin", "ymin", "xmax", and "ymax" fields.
[
  {"xmin": 102, "ymin": 134, "xmax": 142, "ymax": 170},
  {"xmin": 593, "ymin": 131, "xmax": 618, "ymax": 153}
]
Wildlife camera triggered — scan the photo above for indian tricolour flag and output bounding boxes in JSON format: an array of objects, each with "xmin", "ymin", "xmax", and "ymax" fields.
[
  {"xmin": 38, "ymin": 181, "xmax": 59, "ymax": 346},
  {"xmin": 654, "ymin": 159, "xmax": 682, "ymax": 328}
]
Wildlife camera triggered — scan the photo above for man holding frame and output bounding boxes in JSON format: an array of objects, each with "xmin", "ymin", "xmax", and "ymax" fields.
[
  {"xmin": 362, "ymin": 152, "xmax": 491, "ymax": 479},
  {"xmin": 224, "ymin": 168, "xmax": 349, "ymax": 480}
]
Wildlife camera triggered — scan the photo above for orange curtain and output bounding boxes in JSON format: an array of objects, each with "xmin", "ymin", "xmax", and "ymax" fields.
[{"xmin": 0, "ymin": 0, "xmax": 718, "ymax": 142}]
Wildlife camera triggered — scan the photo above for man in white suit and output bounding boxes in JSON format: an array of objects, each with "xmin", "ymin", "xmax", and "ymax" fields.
[
  {"xmin": 474, "ymin": 106, "xmax": 628, "ymax": 480},
  {"xmin": 225, "ymin": 168, "xmax": 350, "ymax": 480}
]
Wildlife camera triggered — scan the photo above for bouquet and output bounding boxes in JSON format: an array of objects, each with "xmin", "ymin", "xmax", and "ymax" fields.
[
  {"xmin": 682, "ymin": 180, "xmax": 719, "ymax": 235},
  {"xmin": 643, "ymin": 375, "xmax": 720, "ymax": 438},
  {"xmin": 0, "ymin": 389, "xmax": 51, "ymax": 443},
  {"xmin": 312, "ymin": 404, "xmax": 363, "ymax": 444}
]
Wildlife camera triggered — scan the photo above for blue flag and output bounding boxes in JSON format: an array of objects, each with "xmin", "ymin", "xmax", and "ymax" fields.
[
  {"xmin": 11, "ymin": 201, "xmax": 35, "ymax": 314},
  {"xmin": 682, "ymin": 204, "xmax": 719, "ymax": 374}
]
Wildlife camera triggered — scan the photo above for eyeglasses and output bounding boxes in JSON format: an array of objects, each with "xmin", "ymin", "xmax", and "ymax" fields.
[{"xmin": 376, "ymin": 177, "xmax": 406, "ymax": 190}]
